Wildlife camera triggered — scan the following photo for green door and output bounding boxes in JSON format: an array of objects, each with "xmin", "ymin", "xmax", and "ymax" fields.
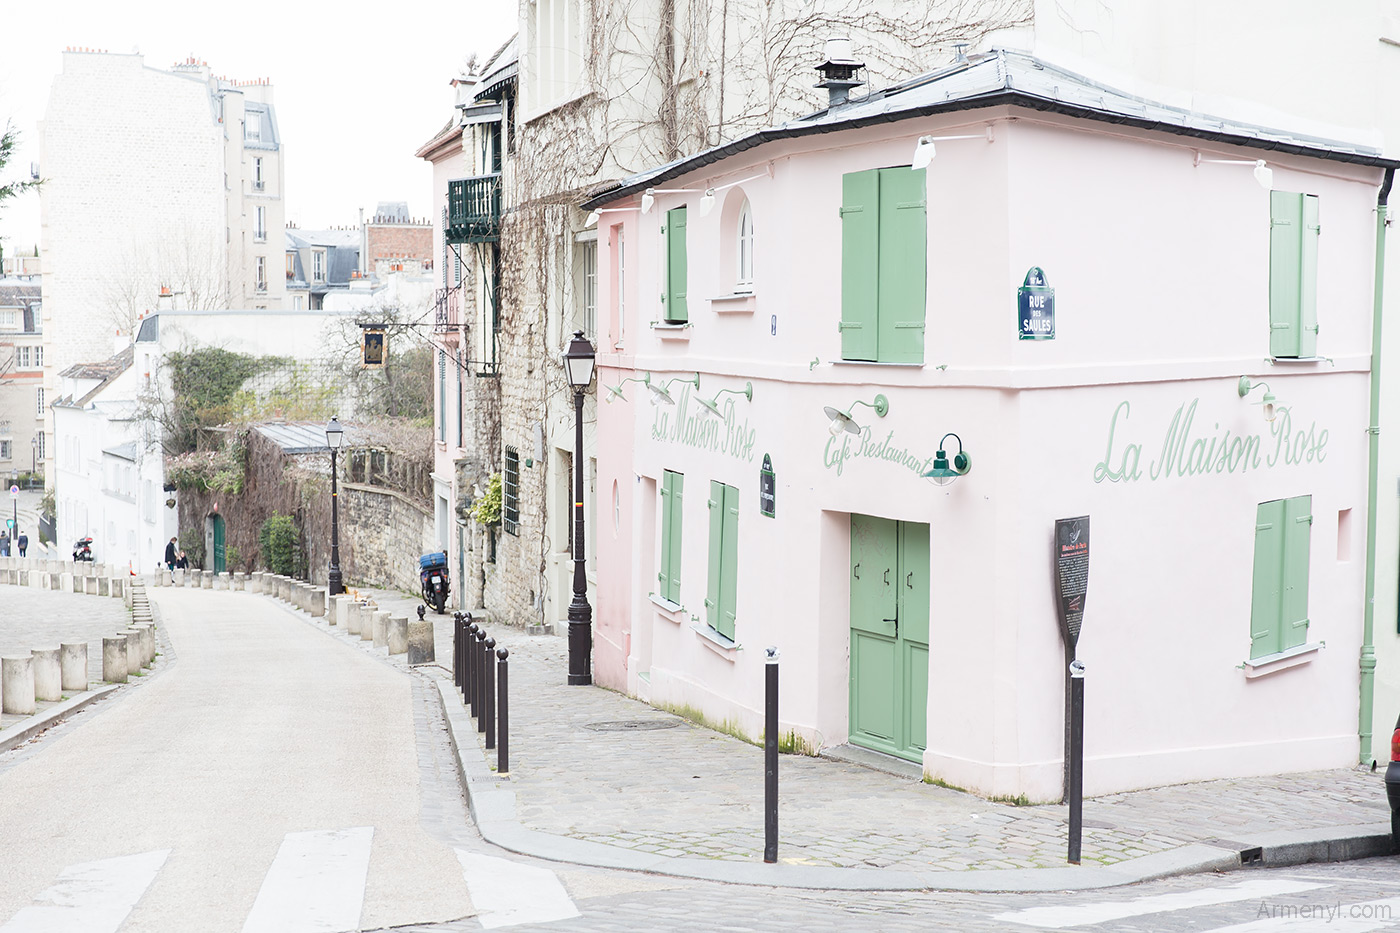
[
  {"xmin": 849, "ymin": 515, "xmax": 929, "ymax": 762},
  {"xmin": 211, "ymin": 514, "xmax": 226, "ymax": 574}
]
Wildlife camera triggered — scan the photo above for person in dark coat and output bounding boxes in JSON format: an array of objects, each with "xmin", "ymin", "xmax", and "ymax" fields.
[
  {"xmin": 16, "ymin": 531, "xmax": 27, "ymax": 557},
  {"xmin": 175, "ymin": 550, "xmax": 189, "ymax": 570},
  {"xmin": 165, "ymin": 537, "xmax": 178, "ymax": 570},
  {"xmin": 0, "ymin": 531, "xmax": 8, "ymax": 557}
]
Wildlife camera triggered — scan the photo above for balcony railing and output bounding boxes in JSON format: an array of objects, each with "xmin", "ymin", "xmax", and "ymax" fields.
[
  {"xmin": 435, "ymin": 284, "xmax": 462, "ymax": 331},
  {"xmin": 446, "ymin": 173, "xmax": 502, "ymax": 244}
]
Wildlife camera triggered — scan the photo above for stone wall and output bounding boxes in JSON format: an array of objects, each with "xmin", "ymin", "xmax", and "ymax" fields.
[{"xmin": 341, "ymin": 482, "xmax": 436, "ymax": 595}]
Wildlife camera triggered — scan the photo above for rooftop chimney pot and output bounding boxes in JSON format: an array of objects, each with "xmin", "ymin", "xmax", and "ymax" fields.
[{"xmin": 815, "ymin": 36, "xmax": 865, "ymax": 108}]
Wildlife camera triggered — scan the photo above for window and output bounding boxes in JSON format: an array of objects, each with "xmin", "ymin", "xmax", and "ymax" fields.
[
  {"xmin": 705, "ymin": 481, "xmax": 740, "ymax": 640},
  {"xmin": 1269, "ymin": 191, "xmax": 1320, "ymax": 358},
  {"xmin": 255, "ymin": 256, "xmax": 267, "ymax": 292},
  {"xmin": 503, "ymin": 447, "xmax": 520, "ymax": 536},
  {"xmin": 613, "ymin": 226, "xmax": 626, "ymax": 347},
  {"xmin": 253, "ymin": 156, "xmax": 264, "ymax": 191},
  {"xmin": 245, "ymin": 110, "xmax": 261, "ymax": 142},
  {"xmin": 840, "ymin": 167, "xmax": 927, "ymax": 364},
  {"xmin": 313, "ymin": 250, "xmax": 325, "ymax": 282},
  {"xmin": 525, "ymin": 0, "xmax": 583, "ymax": 114},
  {"xmin": 577, "ymin": 238, "xmax": 597, "ymax": 338},
  {"xmin": 0, "ymin": 420, "xmax": 8, "ymax": 434},
  {"xmin": 15, "ymin": 346, "xmax": 28, "ymax": 368},
  {"xmin": 286, "ymin": 252, "xmax": 295, "ymax": 277},
  {"xmin": 1249, "ymin": 495, "xmax": 1312, "ymax": 659},
  {"xmin": 437, "ymin": 351, "xmax": 447, "ymax": 442},
  {"xmin": 255, "ymin": 206, "xmax": 267, "ymax": 242},
  {"xmin": 663, "ymin": 207, "xmax": 688, "ymax": 324},
  {"xmin": 294, "ymin": 296, "xmax": 304, "ymax": 310},
  {"xmin": 657, "ymin": 470, "xmax": 684, "ymax": 603},
  {"xmin": 736, "ymin": 199, "xmax": 754, "ymax": 291},
  {"xmin": 0, "ymin": 310, "xmax": 15, "ymax": 329},
  {"xmin": 35, "ymin": 432, "xmax": 43, "ymax": 460},
  {"xmin": 35, "ymin": 387, "xmax": 44, "ymax": 415},
  {"xmin": 33, "ymin": 346, "xmax": 41, "ymax": 368},
  {"xmin": 0, "ymin": 440, "xmax": 10, "ymax": 460}
]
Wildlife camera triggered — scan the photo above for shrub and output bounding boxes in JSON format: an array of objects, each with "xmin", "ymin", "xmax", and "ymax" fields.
[
  {"xmin": 472, "ymin": 473, "xmax": 502, "ymax": 525},
  {"xmin": 258, "ymin": 513, "xmax": 297, "ymax": 575}
]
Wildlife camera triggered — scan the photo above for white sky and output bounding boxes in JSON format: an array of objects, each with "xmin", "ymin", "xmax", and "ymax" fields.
[{"xmin": 0, "ymin": 0, "xmax": 519, "ymax": 254}]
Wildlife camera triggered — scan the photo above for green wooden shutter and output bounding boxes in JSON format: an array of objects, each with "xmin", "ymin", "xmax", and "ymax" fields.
[
  {"xmin": 705, "ymin": 481, "xmax": 724, "ymax": 629},
  {"xmin": 840, "ymin": 170, "xmax": 880, "ymax": 361},
  {"xmin": 1269, "ymin": 191, "xmax": 1304, "ymax": 358},
  {"xmin": 659, "ymin": 471, "xmax": 683, "ymax": 602},
  {"xmin": 1299, "ymin": 195, "xmax": 1320, "ymax": 358},
  {"xmin": 1249, "ymin": 499, "xmax": 1285, "ymax": 659},
  {"xmin": 437, "ymin": 351, "xmax": 447, "ymax": 441},
  {"xmin": 665, "ymin": 207, "xmax": 688, "ymax": 323},
  {"xmin": 719, "ymin": 483, "xmax": 739, "ymax": 640},
  {"xmin": 1280, "ymin": 495, "xmax": 1312, "ymax": 650},
  {"xmin": 876, "ymin": 167, "xmax": 927, "ymax": 364}
]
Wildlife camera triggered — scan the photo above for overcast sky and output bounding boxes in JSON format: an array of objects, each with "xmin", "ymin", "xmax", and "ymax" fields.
[{"xmin": 0, "ymin": 1, "xmax": 518, "ymax": 255}]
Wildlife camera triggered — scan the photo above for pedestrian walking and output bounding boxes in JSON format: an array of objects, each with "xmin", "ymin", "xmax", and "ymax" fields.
[
  {"xmin": 0, "ymin": 530, "xmax": 8, "ymax": 558},
  {"xmin": 165, "ymin": 536, "xmax": 178, "ymax": 570},
  {"xmin": 16, "ymin": 531, "xmax": 27, "ymax": 557}
]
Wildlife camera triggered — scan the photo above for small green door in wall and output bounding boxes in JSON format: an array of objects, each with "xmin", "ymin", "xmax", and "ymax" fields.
[
  {"xmin": 211, "ymin": 513, "xmax": 226, "ymax": 574},
  {"xmin": 849, "ymin": 514, "xmax": 929, "ymax": 762}
]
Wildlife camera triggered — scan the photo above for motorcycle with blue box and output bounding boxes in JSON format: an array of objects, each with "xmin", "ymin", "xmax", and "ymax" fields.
[{"xmin": 419, "ymin": 551, "xmax": 450, "ymax": 614}]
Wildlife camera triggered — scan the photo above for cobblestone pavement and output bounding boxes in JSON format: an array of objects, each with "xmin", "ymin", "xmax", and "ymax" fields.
[
  {"xmin": 0, "ymin": 582, "xmax": 141, "ymax": 732},
  {"xmin": 432, "ymin": 624, "xmax": 1387, "ymax": 873}
]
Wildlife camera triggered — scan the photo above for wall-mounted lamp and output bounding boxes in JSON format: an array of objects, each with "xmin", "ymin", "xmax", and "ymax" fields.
[
  {"xmin": 1237, "ymin": 376, "xmax": 1278, "ymax": 422},
  {"xmin": 647, "ymin": 373, "xmax": 701, "ymax": 406},
  {"xmin": 1193, "ymin": 152, "xmax": 1273, "ymax": 189},
  {"xmin": 697, "ymin": 381, "xmax": 753, "ymax": 418},
  {"xmin": 585, "ymin": 206, "xmax": 640, "ymax": 228},
  {"xmin": 911, "ymin": 127, "xmax": 995, "ymax": 170},
  {"xmin": 698, "ymin": 167, "xmax": 775, "ymax": 217},
  {"xmin": 640, "ymin": 186, "xmax": 702, "ymax": 215},
  {"xmin": 922, "ymin": 433, "xmax": 972, "ymax": 486},
  {"xmin": 604, "ymin": 372, "xmax": 652, "ymax": 403},
  {"xmin": 824, "ymin": 394, "xmax": 888, "ymax": 436}
]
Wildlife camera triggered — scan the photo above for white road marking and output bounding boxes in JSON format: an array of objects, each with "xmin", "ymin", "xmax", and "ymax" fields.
[
  {"xmin": 241, "ymin": 827, "xmax": 373, "ymax": 933},
  {"xmin": 0, "ymin": 848, "xmax": 169, "ymax": 933},
  {"xmin": 455, "ymin": 849, "xmax": 581, "ymax": 930},
  {"xmin": 1201, "ymin": 895, "xmax": 1400, "ymax": 932},
  {"xmin": 996, "ymin": 879, "xmax": 1328, "ymax": 929}
]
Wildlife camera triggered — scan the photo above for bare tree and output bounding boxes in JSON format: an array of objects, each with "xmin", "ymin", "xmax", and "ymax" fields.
[{"xmin": 102, "ymin": 222, "xmax": 230, "ymax": 337}]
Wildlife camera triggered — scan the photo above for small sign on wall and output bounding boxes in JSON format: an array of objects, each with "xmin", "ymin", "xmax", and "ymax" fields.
[
  {"xmin": 1018, "ymin": 267, "xmax": 1055, "ymax": 340},
  {"xmin": 759, "ymin": 454, "xmax": 776, "ymax": 518},
  {"xmin": 1054, "ymin": 515, "xmax": 1090, "ymax": 655}
]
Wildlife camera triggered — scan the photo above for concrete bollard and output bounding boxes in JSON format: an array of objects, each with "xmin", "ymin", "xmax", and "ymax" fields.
[
  {"xmin": 102, "ymin": 637, "xmax": 128, "ymax": 684},
  {"xmin": 360, "ymin": 603, "xmax": 375, "ymax": 641},
  {"xmin": 111, "ymin": 577, "xmax": 124, "ymax": 599},
  {"xmin": 97, "ymin": 576, "xmax": 110, "ymax": 596},
  {"xmin": 83, "ymin": 575, "xmax": 97, "ymax": 595},
  {"xmin": 212, "ymin": 573, "xmax": 226, "ymax": 591},
  {"xmin": 32, "ymin": 647, "xmax": 62, "ymax": 702},
  {"xmin": 29, "ymin": 570, "xmax": 45, "ymax": 589},
  {"xmin": 1, "ymin": 655, "xmax": 36, "ymax": 714},
  {"xmin": 234, "ymin": 572, "xmax": 246, "ymax": 591},
  {"xmin": 201, "ymin": 570, "xmax": 213, "ymax": 589},
  {"xmin": 387, "ymin": 616, "xmax": 409, "ymax": 655},
  {"xmin": 152, "ymin": 570, "xmax": 164, "ymax": 587},
  {"xmin": 326, "ymin": 594, "xmax": 341, "ymax": 625},
  {"xmin": 346, "ymin": 602, "xmax": 363, "ymax": 636},
  {"xmin": 407, "ymin": 620, "xmax": 435, "ymax": 665},
  {"xmin": 134, "ymin": 625, "xmax": 154, "ymax": 667},
  {"xmin": 372, "ymin": 610, "xmax": 390, "ymax": 648},
  {"xmin": 123, "ymin": 630, "xmax": 142, "ymax": 676},
  {"xmin": 60, "ymin": 642, "xmax": 88, "ymax": 691},
  {"xmin": 335, "ymin": 596, "xmax": 352, "ymax": 628},
  {"xmin": 297, "ymin": 584, "xmax": 311, "ymax": 611},
  {"xmin": 58, "ymin": 571, "xmax": 72, "ymax": 592},
  {"xmin": 310, "ymin": 588, "xmax": 326, "ymax": 618}
]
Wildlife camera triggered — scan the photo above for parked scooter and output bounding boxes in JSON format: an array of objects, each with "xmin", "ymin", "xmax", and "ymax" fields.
[
  {"xmin": 73, "ymin": 537, "xmax": 94, "ymax": 562},
  {"xmin": 419, "ymin": 551, "xmax": 450, "ymax": 614}
]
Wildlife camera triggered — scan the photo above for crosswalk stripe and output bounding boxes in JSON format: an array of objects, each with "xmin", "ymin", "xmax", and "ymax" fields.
[
  {"xmin": 455, "ymin": 849, "xmax": 580, "ymax": 930},
  {"xmin": 241, "ymin": 827, "xmax": 374, "ymax": 933},
  {"xmin": 1199, "ymin": 894, "xmax": 1400, "ymax": 932},
  {"xmin": 996, "ymin": 879, "xmax": 1329, "ymax": 929},
  {"xmin": 0, "ymin": 848, "xmax": 169, "ymax": 933}
]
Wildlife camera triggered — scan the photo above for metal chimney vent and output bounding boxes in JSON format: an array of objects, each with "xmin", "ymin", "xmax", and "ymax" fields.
[{"xmin": 815, "ymin": 37, "xmax": 865, "ymax": 108}]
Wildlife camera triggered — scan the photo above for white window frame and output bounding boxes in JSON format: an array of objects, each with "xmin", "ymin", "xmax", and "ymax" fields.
[
  {"xmin": 737, "ymin": 199, "xmax": 754, "ymax": 292},
  {"xmin": 35, "ymin": 387, "xmax": 44, "ymax": 415},
  {"xmin": 253, "ymin": 156, "xmax": 264, "ymax": 191},
  {"xmin": 313, "ymin": 250, "xmax": 325, "ymax": 282},
  {"xmin": 255, "ymin": 206, "xmax": 267, "ymax": 242},
  {"xmin": 256, "ymin": 256, "xmax": 267, "ymax": 292},
  {"xmin": 245, "ymin": 110, "xmax": 261, "ymax": 142}
]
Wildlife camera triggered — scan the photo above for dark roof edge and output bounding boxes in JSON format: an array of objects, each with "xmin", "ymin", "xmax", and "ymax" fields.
[{"xmin": 583, "ymin": 90, "xmax": 1400, "ymax": 210}]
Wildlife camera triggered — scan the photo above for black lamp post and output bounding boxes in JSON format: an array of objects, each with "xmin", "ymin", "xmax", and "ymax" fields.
[
  {"xmin": 326, "ymin": 416, "xmax": 345, "ymax": 595},
  {"xmin": 31, "ymin": 435, "xmax": 37, "ymax": 477},
  {"xmin": 562, "ymin": 330, "xmax": 596, "ymax": 685}
]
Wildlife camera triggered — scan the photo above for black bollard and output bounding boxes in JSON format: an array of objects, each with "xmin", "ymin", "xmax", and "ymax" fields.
[
  {"xmin": 496, "ymin": 647, "xmax": 509, "ymax": 774},
  {"xmin": 484, "ymin": 637, "xmax": 497, "ymax": 749},
  {"xmin": 476, "ymin": 627, "xmax": 489, "ymax": 733},
  {"xmin": 466, "ymin": 622, "xmax": 480, "ymax": 716},
  {"xmin": 1067, "ymin": 659, "xmax": 1085, "ymax": 865},
  {"xmin": 452, "ymin": 613, "xmax": 463, "ymax": 689},
  {"xmin": 461, "ymin": 613, "xmax": 473, "ymax": 704},
  {"xmin": 764, "ymin": 646, "xmax": 779, "ymax": 864}
]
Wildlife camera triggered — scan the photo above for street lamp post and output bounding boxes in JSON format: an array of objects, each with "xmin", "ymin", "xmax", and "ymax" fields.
[
  {"xmin": 31, "ymin": 435, "xmax": 37, "ymax": 477},
  {"xmin": 562, "ymin": 331, "xmax": 596, "ymax": 686},
  {"xmin": 326, "ymin": 416, "xmax": 345, "ymax": 595}
]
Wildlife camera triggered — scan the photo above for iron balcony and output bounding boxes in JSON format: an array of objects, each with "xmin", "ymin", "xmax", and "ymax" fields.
[{"xmin": 446, "ymin": 173, "xmax": 502, "ymax": 243}]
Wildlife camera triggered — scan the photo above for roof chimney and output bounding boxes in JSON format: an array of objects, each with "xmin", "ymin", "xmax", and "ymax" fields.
[{"xmin": 815, "ymin": 37, "xmax": 864, "ymax": 108}]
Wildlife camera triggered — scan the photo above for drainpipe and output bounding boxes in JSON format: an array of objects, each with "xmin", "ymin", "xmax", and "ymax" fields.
[{"xmin": 1360, "ymin": 166, "xmax": 1393, "ymax": 765}]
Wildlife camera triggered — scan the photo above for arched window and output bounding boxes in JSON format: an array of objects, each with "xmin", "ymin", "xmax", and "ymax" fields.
[{"xmin": 736, "ymin": 200, "xmax": 754, "ymax": 291}]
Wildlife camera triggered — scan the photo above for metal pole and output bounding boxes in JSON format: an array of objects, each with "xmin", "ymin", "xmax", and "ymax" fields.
[
  {"xmin": 328, "ymin": 446, "xmax": 343, "ymax": 595},
  {"xmin": 764, "ymin": 646, "xmax": 779, "ymax": 864},
  {"xmin": 496, "ymin": 648, "xmax": 509, "ymax": 774},
  {"xmin": 484, "ymin": 637, "xmax": 496, "ymax": 749},
  {"xmin": 453, "ymin": 613, "xmax": 463, "ymax": 690},
  {"xmin": 567, "ymin": 386, "xmax": 593, "ymax": 685},
  {"xmin": 1067, "ymin": 659, "xmax": 1085, "ymax": 865},
  {"xmin": 476, "ymin": 627, "xmax": 488, "ymax": 733},
  {"xmin": 466, "ymin": 622, "xmax": 479, "ymax": 717}
]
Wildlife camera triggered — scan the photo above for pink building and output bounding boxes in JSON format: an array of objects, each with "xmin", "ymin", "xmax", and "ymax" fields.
[{"xmin": 584, "ymin": 50, "xmax": 1397, "ymax": 800}]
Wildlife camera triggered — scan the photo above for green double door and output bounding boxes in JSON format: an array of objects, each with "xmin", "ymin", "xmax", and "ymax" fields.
[
  {"xmin": 211, "ymin": 514, "xmax": 226, "ymax": 574},
  {"xmin": 849, "ymin": 515, "xmax": 929, "ymax": 762}
]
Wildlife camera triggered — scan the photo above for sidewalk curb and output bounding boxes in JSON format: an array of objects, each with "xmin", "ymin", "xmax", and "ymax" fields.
[
  {"xmin": 434, "ymin": 677, "xmax": 1329, "ymax": 891},
  {"xmin": 0, "ymin": 684, "xmax": 121, "ymax": 754}
]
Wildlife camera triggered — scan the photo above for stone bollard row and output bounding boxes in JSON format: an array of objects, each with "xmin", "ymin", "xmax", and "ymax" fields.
[{"xmin": 2, "ymin": 640, "xmax": 100, "ymax": 714}]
